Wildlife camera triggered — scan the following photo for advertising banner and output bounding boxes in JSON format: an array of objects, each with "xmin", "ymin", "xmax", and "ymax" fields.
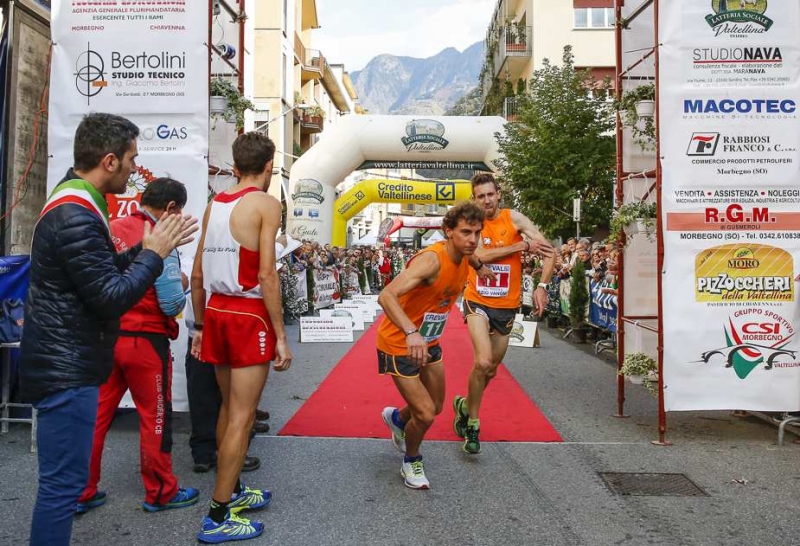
[
  {"xmin": 508, "ymin": 314, "xmax": 539, "ymax": 348},
  {"xmin": 48, "ymin": 1, "xmax": 208, "ymax": 226},
  {"xmin": 299, "ymin": 317, "xmax": 353, "ymax": 343},
  {"xmin": 295, "ymin": 269, "xmax": 308, "ymax": 303},
  {"xmin": 49, "ymin": 2, "xmax": 208, "ymax": 411},
  {"xmin": 659, "ymin": 1, "xmax": 800, "ymax": 411}
]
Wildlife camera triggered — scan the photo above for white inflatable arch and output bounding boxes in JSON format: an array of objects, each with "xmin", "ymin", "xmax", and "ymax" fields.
[{"xmin": 287, "ymin": 115, "xmax": 506, "ymax": 245}]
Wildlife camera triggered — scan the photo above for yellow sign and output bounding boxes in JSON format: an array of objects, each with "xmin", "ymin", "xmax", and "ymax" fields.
[
  {"xmin": 695, "ymin": 244, "xmax": 794, "ymax": 302},
  {"xmin": 332, "ymin": 179, "xmax": 472, "ymax": 246}
]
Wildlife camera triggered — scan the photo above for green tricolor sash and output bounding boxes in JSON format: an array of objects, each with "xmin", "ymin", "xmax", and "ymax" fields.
[{"xmin": 39, "ymin": 179, "xmax": 110, "ymax": 232}]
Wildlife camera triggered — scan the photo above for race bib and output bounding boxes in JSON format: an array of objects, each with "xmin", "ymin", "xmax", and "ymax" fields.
[
  {"xmin": 419, "ymin": 312, "xmax": 448, "ymax": 342},
  {"xmin": 476, "ymin": 263, "xmax": 511, "ymax": 297}
]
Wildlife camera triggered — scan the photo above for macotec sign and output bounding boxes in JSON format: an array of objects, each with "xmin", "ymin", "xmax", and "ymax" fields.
[{"xmin": 286, "ymin": 115, "xmax": 506, "ymax": 245}]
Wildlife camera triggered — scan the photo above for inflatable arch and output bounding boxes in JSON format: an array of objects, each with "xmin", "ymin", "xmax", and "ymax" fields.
[
  {"xmin": 331, "ymin": 179, "xmax": 472, "ymax": 247},
  {"xmin": 287, "ymin": 115, "xmax": 506, "ymax": 245}
]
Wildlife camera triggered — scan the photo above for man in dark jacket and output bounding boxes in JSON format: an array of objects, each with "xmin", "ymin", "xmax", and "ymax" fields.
[{"xmin": 20, "ymin": 113, "xmax": 197, "ymax": 546}]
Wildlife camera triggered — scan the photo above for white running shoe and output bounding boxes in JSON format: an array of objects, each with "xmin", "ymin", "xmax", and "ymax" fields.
[
  {"xmin": 400, "ymin": 459, "xmax": 430, "ymax": 490},
  {"xmin": 381, "ymin": 407, "xmax": 406, "ymax": 452}
]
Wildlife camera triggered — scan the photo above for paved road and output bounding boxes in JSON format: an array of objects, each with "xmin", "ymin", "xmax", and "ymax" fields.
[{"xmin": 3, "ymin": 322, "xmax": 800, "ymax": 546}]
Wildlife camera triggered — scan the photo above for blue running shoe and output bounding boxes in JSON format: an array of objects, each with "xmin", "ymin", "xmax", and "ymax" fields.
[
  {"xmin": 228, "ymin": 485, "xmax": 272, "ymax": 513},
  {"xmin": 142, "ymin": 486, "xmax": 200, "ymax": 512},
  {"xmin": 75, "ymin": 491, "xmax": 106, "ymax": 515},
  {"xmin": 197, "ymin": 512, "xmax": 264, "ymax": 544}
]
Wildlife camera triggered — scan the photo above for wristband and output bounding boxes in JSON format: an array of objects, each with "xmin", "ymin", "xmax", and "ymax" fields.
[
  {"xmin": 194, "ymin": 323, "xmax": 204, "ymax": 331},
  {"xmin": 404, "ymin": 328, "xmax": 419, "ymax": 337},
  {"xmin": 471, "ymin": 259, "xmax": 484, "ymax": 271},
  {"xmin": 524, "ymin": 240, "xmax": 531, "ymax": 252},
  {"xmin": 537, "ymin": 282, "xmax": 548, "ymax": 289}
]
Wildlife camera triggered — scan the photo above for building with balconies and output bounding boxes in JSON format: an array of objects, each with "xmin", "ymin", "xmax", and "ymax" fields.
[
  {"xmin": 249, "ymin": 0, "xmax": 360, "ymax": 206},
  {"xmin": 480, "ymin": 0, "xmax": 615, "ymax": 118}
]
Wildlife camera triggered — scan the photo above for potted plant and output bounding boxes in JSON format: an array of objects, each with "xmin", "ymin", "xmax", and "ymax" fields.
[
  {"xmin": 619, "ymin": 352, "xmax": 658, "ymax": 395},
  {"xmin": 304, "ymin": 105, "xmax": 325, "ymax": 124},
  {"xmin": 209, "ymin": 77, "xmax": 255, "ymax": 130},
  {"xmin": 568, "ymin": 260, "xmax": 589, "ymax": 343},
  {"xmin": 609, "ymin": 200, "xmax": 657, "ymax": 246},
  {"xmin": 616, "ymin": 83, "xmax": 656, "ymax": 150},
  {"xmin": 505, "ymin": 23, "xmax": 526, "ymax": 52}
]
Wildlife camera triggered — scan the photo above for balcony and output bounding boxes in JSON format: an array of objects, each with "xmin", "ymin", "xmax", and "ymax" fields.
[
  {"xmin": 504, "ymin": 96, "xmax": 519, "ymax": 122},
  {"xmin": 299, "ymin": 112, "xmax": 324, "ymax": 134},
  {"xmin": 297, "ymin": 35, "xmax": 323, "ymax": 82},
  {"xmin": 481, "ymin": 25, "xmax": 532, "ymax": 114}
]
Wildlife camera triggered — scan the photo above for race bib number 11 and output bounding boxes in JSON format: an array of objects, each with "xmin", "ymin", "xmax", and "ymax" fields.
[
  {"xmin": 420, "ymin": 312, "xmax": 448, "ymax": 342},
  {"xmin": 477, "ymin": 263, "xmax": 511, "ymax": 297}
]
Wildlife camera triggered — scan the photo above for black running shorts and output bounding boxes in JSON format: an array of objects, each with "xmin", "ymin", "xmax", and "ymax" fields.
[
  {"xmin": 377, "ymin": 344, "xmax": 443, "ymax": 378},
  {"xmin": 462, "ymin": 299, "xmax": 516, "ymax": 336}
]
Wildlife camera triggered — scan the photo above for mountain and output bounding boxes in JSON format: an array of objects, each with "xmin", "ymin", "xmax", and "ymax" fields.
[{"xmin": 350, "ymin": 41, "xmax": 483, "ymax": 115}]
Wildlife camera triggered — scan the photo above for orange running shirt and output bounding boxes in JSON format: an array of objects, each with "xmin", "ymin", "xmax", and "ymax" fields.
[
  {"xmin": 464, "ymin": 208, "xmax": 522, "ymax": 309},
  {"xmin": 376, "ymin": 241, "xmax": 469, "ymax": 356}
]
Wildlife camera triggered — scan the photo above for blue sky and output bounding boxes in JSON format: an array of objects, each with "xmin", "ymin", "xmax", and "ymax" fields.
[{"xmin": 315, "ymin": 0, "xmax": 496, "ymax": 72}]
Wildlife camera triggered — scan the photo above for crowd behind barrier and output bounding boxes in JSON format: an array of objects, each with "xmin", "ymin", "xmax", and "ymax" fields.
[{"xmin": 277, "ymin": 236, "xmax": 619, "ymax": 342}]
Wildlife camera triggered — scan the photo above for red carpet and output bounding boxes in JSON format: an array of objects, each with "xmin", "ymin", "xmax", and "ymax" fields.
[{"xmin": 279, "ymin": 309, "xmax": 562, "ymax": 442}]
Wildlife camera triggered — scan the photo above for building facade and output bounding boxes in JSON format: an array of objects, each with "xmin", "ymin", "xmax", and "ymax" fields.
[
  {"xmin": 480, "ymin": 0, "xmax": 615, "ymax": 117},
  {"xmin": 248, "ymin": 0, "xmax": 359, "ymax": 204}
]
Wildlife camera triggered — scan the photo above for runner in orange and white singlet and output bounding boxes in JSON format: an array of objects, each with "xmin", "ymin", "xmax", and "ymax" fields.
[
  {"xmin": 377, "ymin": 201, "xmax": 484, "ymax": 490},
  {"xmin": 191, "ymin": 132, "xmax": 292, "ymax": 544},
  {"xmin": 454, "ymin": 173, "xmax": 556, "ymax": 455}
]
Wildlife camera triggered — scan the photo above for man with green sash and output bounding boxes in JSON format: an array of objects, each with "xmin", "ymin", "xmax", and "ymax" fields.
[{"xmin": 19, "ymin": 113, "xmax": 197, "ymax": 546}]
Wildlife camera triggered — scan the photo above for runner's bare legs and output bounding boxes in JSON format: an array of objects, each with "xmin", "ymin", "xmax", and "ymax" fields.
[
  {"xmin": 465, "ymin": 315, "xmax": 511, "ymax": 419},
  {"xmin": 392, "ymin": 363, "xmax": 445, "ymax": 457},
  {"xmin": 213, "ymin": 364, "xmax": 270, "ymax": 502}
]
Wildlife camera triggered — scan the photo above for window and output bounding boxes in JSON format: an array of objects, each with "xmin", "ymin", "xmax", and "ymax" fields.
[
  {"xmin": 574, "ymin": 7, "xmax": 614, "ymax": 28},
  {"xmin": 254, "ymin": 111, "xmax": 269, "ymax": 135}
]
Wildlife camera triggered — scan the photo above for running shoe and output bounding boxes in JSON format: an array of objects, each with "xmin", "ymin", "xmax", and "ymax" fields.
[
  {"xmin": 228, "ymin": 484, "xmax": 272, "ymax": 513},
  {"xmin": 463, "ymin": 424, "xmax": 481, "ymax": 454},
  {"xmin": 381, "ymin": 406, "xmax": 406, "ymax": 452},
  {"xmin": 452, "ymin": 395, "xmax": 468, "ymax": 438},
  {"xmin": 400, "ymin": 459, "xmax": 430, "ymax": 490},
  {"xmin": 75, "ymin": 491, "xmax": 106, "ymax": 515},
  {"xmin": 197, "ymin": 512, "xmax": 265, "ymax": 544},
  {"xmin": 142, "ymin": 486, "xmax": 200, "ymax": 512}
]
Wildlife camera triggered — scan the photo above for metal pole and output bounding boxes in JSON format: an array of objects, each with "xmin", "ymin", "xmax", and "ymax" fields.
[
  {"xmin": 652, "ymin": 0, "xmax": 671, "ymax": 447},
  {"xmin": 613, "ymin": 0, "xmax": 628, "ymax": 419}
]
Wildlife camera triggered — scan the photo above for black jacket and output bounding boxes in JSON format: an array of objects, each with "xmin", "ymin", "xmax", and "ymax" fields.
[{"xmin": 20, "ymin": 170, "xmax": 164, "ymax": 402}]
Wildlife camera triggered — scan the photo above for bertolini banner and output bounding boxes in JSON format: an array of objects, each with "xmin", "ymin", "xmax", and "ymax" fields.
[
  {"xmin": 48, "ymin": 2, "xmax": 209, "ymax": 410},
  {"xmin": 48, "ymin": 1, "xmax": 208, "ymax": 224},
  {"xmin": 659, "ymin": 0, "xmax": 800, "ymax": 411}
]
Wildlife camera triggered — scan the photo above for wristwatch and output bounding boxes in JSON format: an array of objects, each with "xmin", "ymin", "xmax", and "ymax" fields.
[
  {"xmin": 471, "ymin": 259, "xmax": 484, "ymax": 271},
  {"xmin": 194, "ymin": 323, "xmax": 204, "ymax": 331},
  {"xmin": 537, "ymin": 282, "xmax": 548, "ymax": 289},
  {"xmin": 404, "ymin": 327, "xmax": 419, "ymax": 337}
]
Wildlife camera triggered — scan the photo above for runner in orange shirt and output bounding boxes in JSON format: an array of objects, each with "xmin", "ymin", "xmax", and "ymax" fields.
[
  {"xmin": 377, "ymin": 201, "xmax": 484, "ymax": 489},
  {"xmin": 453, "ymin": 173, "xmax": 556, "ymax": 454}
]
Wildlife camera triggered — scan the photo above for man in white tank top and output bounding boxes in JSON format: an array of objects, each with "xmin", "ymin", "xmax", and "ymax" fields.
[{"xmin": 191, "ymin": 133, "xmax": 293, "ymax": 543}]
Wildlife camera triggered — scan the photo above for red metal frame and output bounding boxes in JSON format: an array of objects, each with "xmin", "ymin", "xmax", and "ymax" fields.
[{"xmin": 614, "ymin": 0, "xmax": 669, "ymax": 443}]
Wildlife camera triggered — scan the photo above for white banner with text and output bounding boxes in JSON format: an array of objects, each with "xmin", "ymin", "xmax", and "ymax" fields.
[{"xmin": 659, "ymin": 1, "xmax": 800, "ymax": 411}]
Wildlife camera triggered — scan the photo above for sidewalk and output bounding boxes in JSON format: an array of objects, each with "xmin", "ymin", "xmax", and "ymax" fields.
[{"xmin": 2, "ymin": 324, "xmax": 799, "ymax": 546}]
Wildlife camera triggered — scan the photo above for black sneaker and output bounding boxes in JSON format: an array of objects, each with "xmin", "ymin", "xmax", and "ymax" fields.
[
  {"xmin": 193, "ymin": 461, "xmax": 216, "ymax": 473},
  {"xmin": 242, "ymin": 456, "xmax": 261, "ymax": 473},
  {"xmin": 252, "ymin": 421, "xmax": 270, "ymax": 434}
]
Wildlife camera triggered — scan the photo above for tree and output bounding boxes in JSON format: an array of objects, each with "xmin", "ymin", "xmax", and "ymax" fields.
[
  {"xmin": 494, "ymin": 46, "xmax": 615, "ymax": 239},
  {"xmin": 446, "ymin": 86, "xmax": 482, "ymax": 116},
  {"xmin": 568, "ymin": 260, "xmax": 589, "ymax": 334}
]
